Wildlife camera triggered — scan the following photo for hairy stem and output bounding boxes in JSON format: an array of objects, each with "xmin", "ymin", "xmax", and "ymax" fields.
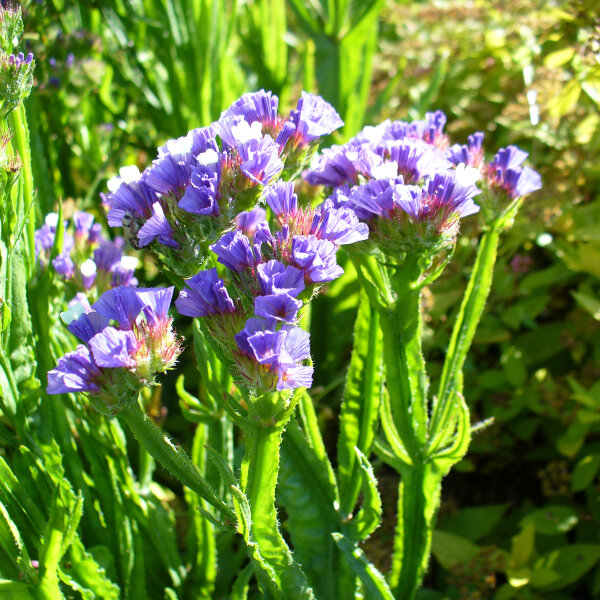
[{"xmin": 119, "ymin": 402, "xmax": 234, "ymax": 522}]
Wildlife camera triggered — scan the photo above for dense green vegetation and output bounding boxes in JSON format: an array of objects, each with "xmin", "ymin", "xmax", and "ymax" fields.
[{"xmin": 0, "ymin": 1, "xmax": 598, "ymax": 598}]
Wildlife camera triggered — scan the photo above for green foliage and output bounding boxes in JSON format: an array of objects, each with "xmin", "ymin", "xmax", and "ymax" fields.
[{"xmin": 0, "ymin": 1, "xmax": 598, "ymax": 599}]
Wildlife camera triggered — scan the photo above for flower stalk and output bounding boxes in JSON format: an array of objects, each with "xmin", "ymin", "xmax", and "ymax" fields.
[
  {"xmin": 118, "ymin": 401, "xmax": 235, "ymax": 523},
  {"xmin": 239, "ymin": 401, "xmax": 315, "ymax": 599}
]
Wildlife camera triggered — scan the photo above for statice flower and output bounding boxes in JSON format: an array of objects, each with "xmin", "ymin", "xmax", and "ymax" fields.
[
  {"xmin": 103, "ymin": 91, "xmax": 344, "ymax": 276},
  {"xmin": 234, "ymin": 320, "xmax": 313, "ymax": 393},
  {"xmin": 284, "ymin": 92, "xmax": 344, "ymax": 148},
  {"xmin": 485, "ymin": 146, "xmax": 542, "ymax": 200},
  {"xmin": 305, "ymin": 111, "xmax": 452, "ymax": 190},
  {"xmin": 35, "ymin": 210, "xmax": 139, "ymax": 301},
  {"xmin": 175, "ymin": 177, "xmax": 368, "ymax": 398},
  {"xmin": 0, "ymin": 45, "xmax": 35, "ymax": 117},
  {"xmin": 446, "ymin": 134, "xmax": 542, "ymax": 223},
  {"xmin": 347, "ymin": 171, "xmax": 481, "ymax": 256},
  {"xmin": 47, "ymin": 286, "xmax": 182, "ymax": 412},
  {"xmin": 446, "ymin": 132, "xmax": 485, "ymax": 168}
]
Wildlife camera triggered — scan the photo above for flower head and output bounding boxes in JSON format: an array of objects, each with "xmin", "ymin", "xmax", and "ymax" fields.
[{"xmin": 48, "ymin": 286, "xmax": 182, "ymax": 409}]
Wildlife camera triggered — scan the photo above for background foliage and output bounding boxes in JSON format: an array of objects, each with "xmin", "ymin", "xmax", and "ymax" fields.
[{"xmin": 1, "ymin": 0, "xmax": 598, "ymax": 598}]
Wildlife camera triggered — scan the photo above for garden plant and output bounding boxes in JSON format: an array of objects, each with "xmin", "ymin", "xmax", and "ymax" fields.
[{"xmin": 1, "ymin": 1, "xmax": 599, "ymax": 599}]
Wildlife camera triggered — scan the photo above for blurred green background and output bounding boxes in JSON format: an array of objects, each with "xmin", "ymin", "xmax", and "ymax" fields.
[{"xmin": 16, "ymin": 0, "xmax": 600, "ymax": 597}]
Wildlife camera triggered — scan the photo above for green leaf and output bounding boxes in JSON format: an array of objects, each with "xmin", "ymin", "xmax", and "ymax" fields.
[
  {"xmin": 0, "ymin": 499, "xmax": 36, "ymax": 580},
  {"xmin": 65, "ymin": 539, "xmax": 120, "ymax": 600},
  {"xmin": 572, "ymin": 454, "xmax": 600, "ymax": 492},
  {"xmin": 511, "ymin": 523, "xmax": 535, "ymax": 567},
  {"xmin": 337, "ymin": 290, "xmax": 383, "ymax": 515},
  {"xmin": 581, "ymin": 78, "xmax": 600, "ymax": 105},
  {"xmin": 331, "ymin": 532, "xmax": 394, "ymax": 600},
  {"xmin": 548, "ymin": 78, "xmax": 581, "ymax": 119},
  {"xmin": 350, "ymin": 448, "xmax": 382, "ymax": 541},
  {"xmin": 530, "ymin": 544, "xmax": 600, "ymax": 589},
  {"xmin": 231, "ymin": 563, "xmax": 254, "ymax": 600},
  {"xmin": 279, "ymin": 420, "xmax": 344, "ymax": 599},
  {"xmin": 543, "ymin": 47, "xmax": 575, "ymax": 68},
  {"xmin": 556, "ymin": 421, "xmax": 588, "ymax": 457},
  {"xmin": 520, "ymin": 506, "xmax": 578, "ymax": 535},
  {"xmin": 230, "ymin": 486, "xmax": 282, "ymax": 599},
  {"xmin": 572, "ymin": 291, "xmax": 600, "ymax": 320},
  {"xmin": 431, "ymin": 530, "xmax": 479, "ymax": 569},
  {"xmin": 438, "ymin": 504, "xmax": 508, "ymax": 542},
  {"xmin": 0, "ymin": 580, "xmax": 37, "ymax": 599}
]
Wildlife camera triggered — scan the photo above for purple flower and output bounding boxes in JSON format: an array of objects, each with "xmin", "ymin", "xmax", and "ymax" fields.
[
  {"xmin": 246, "ymin": 330, "xmax": 286, "ymax": 366},
  {"xmin": 73, "ymin": 211, "xmax": 95, "ymax": 238},
  {"xmin": 176, "ymin": 269, "xmax": 235, "ymax": 317},
  {"xmin": 80, "ymin": 259, "xmax": 98, "ymax": 290},
  {"xmin": 216, "ymin": 90, "xmax": 279, "ymax": 133},
  {"xmin": 48, "ymin": 286, "xmax": 182, "ymax": 401},
  {"xmin": 291, "ymin": 236, "xmax": 344, "ymax": 283},
  {"xmin": 88, "ymin": 327, "xmax": 137, "ymax": 368},
  {"xmin": 144, "ymin": 140, "xmax": 195, "ymax": 196},
  {"xmin": 235, "ymin": 207, "xmax": 267, "ymax": 237},
  {"xmin": 93, "ymin": 241, "xmax": 122, "ymax": 273},
  {"xmin": 486, "ymin": 146, "xmax": 542, "ymax": 199},
  {"xmin": 304, "ymin": 145, "xmax": 359, "ymax": 187},
  {"xmin": 277, "ymin": 364, "xmax": 313, "ymax": 390},
  {"xmin": 66, "ymin": 310, "xmax": 110, "ymax": 343},
  {"xmin": 348, "ymin": 178, "xmax": 406, "ymax": 220},
  {"xmin": 137, "ymin": 202, "xmax": 180, "ymax": 249},
  {"xmin": 178, "ymin": 153, "xmax": 221, "ymax": 216},
  {"xmin": 157, "ymin": 127, "xmax": 217, "ymax": 158},
  {"xmin": 498, "ymin": 167, "xmax": 542, "ymax": 199},
  {"xmin": 419, "ymin": 172, "xmax": 481, "ymax": 221},
  {"xmin": 47, "ymin": 345, "xmax": 102, "ymax": 395},
  {"xmin": 257, "ymin": 260, "xmax": 305, "ymax": 297},
  {"xmin": 386, "ymin": 139, "xmax": 450, "ymax": 183},
  {"xmin": 402, "ymin": 110, "xmax": 448, "ymax": 147},
  {"xmin": 446, "ymin": 132, "xmax": 485, "ymax": 168},
  {"xmin": 279, "ymin": 327, "xmax": 311, "ymax": 363},
  {"xmin": 137, "ymin": 287, "xmax": 174, "ymax": 326},
  {"xmin": 106, "ymin": 167, "xmax": 157, "ymax": 227},
  {"xmin": 110, "ymin": 256, "xmax": 138, "ymax": 288},
  {"xmin": 210, "ymin": 230, "xmax": 261, "ymax": 272},
  {"xmin": 146, "ymin": 130, "xmax": 219, "ymax": 197},
  {"xmin": 287, "ymin": 92, "xmax": 344, "ymax": 146},
  {"xmin": 237, "ymin": 134, "xmax": 284, "ymax": 185},
  {"xmin": 264, "ymin": 181, "xmax": 298, "ymax": 217},
  {"xmin": 254, "ymin": 293, "xmax": 302, "ymax": 323},
  {"xmin": 34, "ymin": 213, "xmax": 74, "ymax": 261},
  {"xmin": 52, "ymin": 253, "xmax": 75, "ymax": 279},
  {"xmin": 89, "ymin": 223, "xmax": 103, "ymax": 244},
  {"xmin": 92, "ymin": 286, "xmax": 144, "ymax": 330},
  {"xmin": 310, "ymin": 206, "xmax": 369, "ymax": 246}
]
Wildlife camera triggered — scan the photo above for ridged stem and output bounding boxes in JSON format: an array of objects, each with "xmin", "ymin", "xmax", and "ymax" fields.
[{"xmin": 119, "ymin": 403, "xmax": 234, "ymax": 522}]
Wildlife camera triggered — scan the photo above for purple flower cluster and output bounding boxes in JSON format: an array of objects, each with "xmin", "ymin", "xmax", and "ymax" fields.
[
  {"xmin": 103, "ymin": 90, "xmax": 343, "ymax": 276},
  {"xmin": 304, "ymin": 111, "xmax": 542, "ymax": 256},
  {"xmin": 47, "ymin": 286, "xmax": 182, "ymax": 409},
  {"xmin": 35, "ymin": 211, "xmax": 138, "ymax": 301},
  {"xmin": 305, "ymin": 111, "xmax": 451, "ymax": 188},
  {"xmin": 6, "ymin": 51, "xmax": 34, "ymax": 69},
  {"xmin": 175, "ymin": 179, "xmax": 366, "ymax": 394}
]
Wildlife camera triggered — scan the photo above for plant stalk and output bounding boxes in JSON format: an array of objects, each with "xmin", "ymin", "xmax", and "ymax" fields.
[{"xmin": 119, "ymin": 402, "xmax": 234, "ymax": 523}]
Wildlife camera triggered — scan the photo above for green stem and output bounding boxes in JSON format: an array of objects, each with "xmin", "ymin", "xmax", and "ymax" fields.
[
  {"xmin": 380, "ymin": 268, "xmax": 429, "ymax": 456},
  {"xmin": 431, "ymin": 227, "xmax": 501, "ymax": 448},
  {"xmin": 389, "ymin": 461, "xmax": 443, "ymax": 600},
  {"xmin": 119, "ymin": 403, "xmax": 234, "ymax": 523},
  {"xmin": 8, "ymin": 103, "xmax": 35, "ymax": 271},
  {"xmin": 241, "ymin": 420, "xmax": 313, "ymax": 599},
  {"xmin": 339, "ymin": 291, "xmax": 383, "ymax": 516}
]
